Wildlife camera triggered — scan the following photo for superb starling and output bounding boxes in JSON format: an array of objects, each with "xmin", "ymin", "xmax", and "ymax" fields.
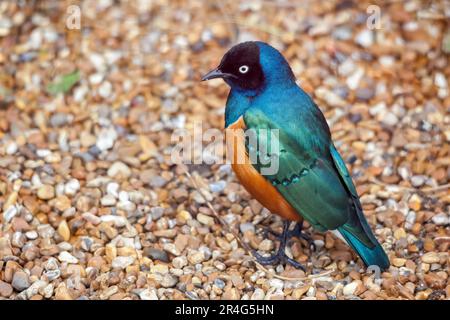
[{"xmin": 202, "ymin": 41, "xmax": 390, "ymax": 270}]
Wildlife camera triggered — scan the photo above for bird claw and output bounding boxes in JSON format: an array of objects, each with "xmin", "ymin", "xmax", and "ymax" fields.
[
  {"xmin": 264, "ymin": 221, "xmax": 315, "ymax": 252},
  {"xmin": 253, "ymin": 249, "xmax": 306, "ymax": 271},
  {"xmin": 254, "ymin": 221, "xmax": 308, "ymax": 271}
]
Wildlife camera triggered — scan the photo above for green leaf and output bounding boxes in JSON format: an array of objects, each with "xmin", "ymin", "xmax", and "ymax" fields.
[{"xmin": 46, "ymin": 70, "xmax": 80, "ymax": 95}]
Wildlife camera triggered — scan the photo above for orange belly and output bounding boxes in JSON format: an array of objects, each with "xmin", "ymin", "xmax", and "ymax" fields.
[{"xmin": 226, "ymin": 116, "xmax": 301, "ymax": 222}]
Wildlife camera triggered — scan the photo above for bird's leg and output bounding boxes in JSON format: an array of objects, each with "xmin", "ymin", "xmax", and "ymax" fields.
[
  {"xmin": 264, "ymin": 221, "xmax": 315, "ymax": 251},
  {"xmin": 286, "ymin": 221, "xmax": 316, "ymax": 251},
  {"xmin": 253, "ymin": 221, "xmax": 306, "ymax": 270}
]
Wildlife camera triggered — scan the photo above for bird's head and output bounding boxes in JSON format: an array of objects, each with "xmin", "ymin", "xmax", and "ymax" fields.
[{"xmin": 202, "ymin": 41, "xmax": 295, "ymax": 93}]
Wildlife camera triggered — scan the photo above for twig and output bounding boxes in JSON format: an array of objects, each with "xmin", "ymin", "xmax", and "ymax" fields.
[
  {"xmin": 182, "ymin": 166, "xmax": 335, "ymax": 282},
  {"xmin": 369, "ymin": 177, "xmax": 450, "ymax": 193}
]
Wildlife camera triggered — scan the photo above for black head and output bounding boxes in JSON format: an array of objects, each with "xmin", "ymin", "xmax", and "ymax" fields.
[{"xmin": 202, "ymin": 42, "xmax": 264, "ymax": 91}]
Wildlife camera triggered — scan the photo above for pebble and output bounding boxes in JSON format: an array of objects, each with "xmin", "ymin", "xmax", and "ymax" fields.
[
  {"xmin": 107, "ymin": 162, "xmax": 132, "ymax": 178},
  {"xmin": 143, "ymin": 248, "xmax": 169, "ymax": 262},
  {"xmin": 251, "ymin": 288, "xmax": 265, "ymax": 300},
  {"xmin": 139, "ymin": 288, "xmax": 159, "ymax": 300},
  {"xmin": 343, "ymin": 281, "xmax": 358, "ymax": 296},
  {"xmin": 196, "ymin": 213, "xmax": 214, "ymax": 226},
  {"xmin": 57, "ymin": 220, "xmax": 71, "ymax": 241},
  {"xmin": 431, "ymin": 213, "xmax": 449, "ymax": 226},
  {"xmin": 12, "ymin": 271, "xmax": 31, "ymax": 291},
  {"xmin": 411, "ymin": 175, "xmax": 426, "ymax": 187},
  {"xmin": 37, "ymin": 185, "xmax": 55, "ymax": 200},
  {"xmin": 258, "ymin": 239, "xmax": 274, "ymax": 251},
  {"xmin": 100, "ymin": 215, "xmax": 127, "ymax": 227},
  {"xmin": 96, "ymin": 127, "xmax": 117, "ymax": 151},
  {"xmin": 58, "ymin": 251, "xmax": 79, "ymax": 264},
  {"xmin": 355, "ymin": 29, "xmax": 373, "ymax": 47},
  {"xmin": 111, "ymin": 256, "xmax": 135, "ymax": 269},
  {"xmin": 0, "ymin": 280, "xmax": 13, "ymax": 297},
  {"xmin": 101, "ymin": 194, "xmax": 117, "ymax": 206},
  {"xmin": 172, "ymin": 256, "xmax": 188, "ymax": 269},
  {"xmin": 381, "ymin": 112, "xmax": 398, "ymax": 126},
  {"xmin": 24, "ymin": 230, "xmax": 38, "ymax": 240},
  {"xmin": 421, "ymin": 252, "xmax": 440, "ymax": 264},
  {"xmin": 240, "ymin": 222, "xmax": 255, "ymax": 234},
  {"xmin": 160, "ymin": 274, "xmax": 178, "ymax": 288},
  {"xmin": 64, "ymin": 179, "xmax": 80, "ymax": 196},
  {"xmin": 187, "ymin": 251, "xmax": 205, "ymax": 264}
]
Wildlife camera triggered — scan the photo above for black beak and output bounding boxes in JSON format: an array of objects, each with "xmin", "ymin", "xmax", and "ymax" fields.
[{"xmin": 201, "ymin": 68, "xmax": 237, "ymax": 81}]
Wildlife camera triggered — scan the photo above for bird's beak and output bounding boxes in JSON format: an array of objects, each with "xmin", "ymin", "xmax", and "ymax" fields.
[{"xmin": 201, "ymin": 68, "xmax": 236, "ymax": 81}]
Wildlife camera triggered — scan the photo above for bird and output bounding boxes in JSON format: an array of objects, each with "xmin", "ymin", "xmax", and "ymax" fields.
[{"xmin": 201, "ymin": 41, "xmax": 390, "ymax": 271}]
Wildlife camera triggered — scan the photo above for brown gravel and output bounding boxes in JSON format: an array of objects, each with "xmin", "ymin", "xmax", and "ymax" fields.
[{"xmin": 0, "ymin": 0, "xmax": 449, "ymax": 300}]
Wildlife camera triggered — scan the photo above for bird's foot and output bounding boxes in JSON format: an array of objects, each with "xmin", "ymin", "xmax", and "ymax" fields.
[
  {"xmin": 255, "ymin": 221, "xmax": 306, "ymax": 270},
  {"xmin": 253, "ymin": 249, "xmax": 306, "ymax": 270},
  {"xmin": 264, "ymin": 221, "xmax": 315, "ymax": 251},
  {"xmin": 287, "ymin": 222, "xmax": 316, "ymax": 251}
]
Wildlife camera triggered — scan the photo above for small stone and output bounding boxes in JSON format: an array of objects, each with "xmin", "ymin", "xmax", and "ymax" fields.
[
  {"xmin": 431, "ymin": 213, "xmax": 449, "ymax": 226},
  {"xmin": 143, "ymin": 248, "xmax": 169, "ymax": 262},
  {"xmin": 267, "ymin": 278, "xmax": 284, "ymax": 290},
  {"xmin": 292, "ymin": 286, "xmax": 310, "ymax": 299},
  {"xmin": 355, "ymin": 29, "xmax": 374, "ymax": 47},
  {"xmin": 343, "ymin": 281, "xmax": 358, "ymax": 296},
  {"xmin": 112, "ymin": 256, "xmax": 135, "ymax": 269},
  {"xmin": 37, "ymin": 185, "xmax": 55, "ymax": 200},
  {"xmin": 250, "ymin": 288, "xmax": 265, "ymax": 300},
  {"xmin": 100, "ymin": 215, "xmax": 127, "ymax": 227},
  {"xmin": 216, "ymin": 238, "xmax": 231, "ymax": 251},
  {"xmin": 393, "ymin": 258, "xmax": 406, "ymax": 267},
  {"xmin": 0, "ymin": 237, "xmax": 13, "ymax": 258},
  {"xmin": 25, "ymin": 231, "xmax": 38, "ymax": 240},
  {"xmin": 421, "ymin": 252, "xmax": 440, "ymax": 264},
  {"xmin": 139, "ymin": 288, "xmax": 158, "ymax": 300},
  {"xmin": 160, "ymin": 274, "xmax": 178, "ymax": 288},
  {"xmin": 101, "ymin": 194, "xmax": 117, "ymax": 206},
  {"xmin": 57, "ymin": 220, "xmax": 71, "ymax": 241},
  {"xmin": 55, "ymin": 284, "xmax": 73, "ymax": 300},
  {"xmin": 58, "ymin": 251, "xmax": 79, "ymax": 264},
  {"xmin": 12, "ymin": 271, "xmax": 31, "ymax": 291},
  {"xmin": 64, "ymin": 179, "xmax": 80, "ymax": 196},
  {"xmin": 0, "ymin": 280, "xmax": 13, "ymax": 297},
  {"xmin": 197, "ymin": 213, "xmax": 214, "ymax": 226},
  {"xmin": 394, "ymin": 228, "xmax": 407, "ymax": 240},
  {"xmin": 209, "ymin": 180, "xmax": 226, "ymax": 193},
  {"xmin": 172, "ymin": 256, "xmax": 187, "ymax": 269},
  {"xmin": 187, "ymin": 250, "xmax": 205, "ymax": 264},
  {"xmin": 258, "ymin": 239, "xmax": 274, "ymax": 251},
  {"xmin": 53, "ymin": 195, "xmax": 71, "ymax": 211},
  {"xmin": 408, "ymin": 194, "xmax": 421, "ymax": 211},
  {"xmin": 240, "ymin": 222, "xmax": 255, "ymax": 234},
  {"xmin": 96, "ymin": 127, "xmax": 117, "ymax": 151},
  {"xmin": 176, "ymin": 210, "xmax": 192, "ymax": 223},
  {"xmin": 107, "ymin": 162, "xmax": 132, "ymax": 178},
  {"xmin": 411, "ymin": 175, "xmax": 426, "ymax": 187},
  {"xmin": 382, "ymin": 112, "xmax": 398, "ymax": 126},
  {"xmin": 222, "ymin": 288, "xmax": 240, "ymax": 300}
]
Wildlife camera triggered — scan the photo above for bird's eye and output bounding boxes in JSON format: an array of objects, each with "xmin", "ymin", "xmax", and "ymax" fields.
[{"xmin": 239, "ymin": 65, "xmax": 249, "ymax": 74}]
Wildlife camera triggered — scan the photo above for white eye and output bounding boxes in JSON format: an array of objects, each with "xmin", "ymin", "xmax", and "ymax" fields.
[{"xmin": 239, "ymin": 65, "xmax": 249, "ymax": 74}]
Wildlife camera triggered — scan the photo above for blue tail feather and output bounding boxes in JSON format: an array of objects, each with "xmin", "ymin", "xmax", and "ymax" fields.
[{"xmin": 338, "ymin": 227, "xmax": 390, "ymax": 271}]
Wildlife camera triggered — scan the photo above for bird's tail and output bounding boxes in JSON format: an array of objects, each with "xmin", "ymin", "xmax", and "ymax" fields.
[{"xmin": 338, "ymin": 226, "xmax": 390, "ymax": 271}]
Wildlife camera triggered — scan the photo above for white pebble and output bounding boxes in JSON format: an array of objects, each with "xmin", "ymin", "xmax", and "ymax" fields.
[
  {"xmin": 65, "ymin": 179, "xmax": 80, "ymax": 196},
  {"xmin": 58, "ymin": 251, "xmax": 79, "ymax": 264}
]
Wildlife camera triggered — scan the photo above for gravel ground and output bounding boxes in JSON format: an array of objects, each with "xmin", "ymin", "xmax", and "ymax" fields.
[{"xmin": 0, "ymin": 0, "xmax": 449, "ymax": 300}]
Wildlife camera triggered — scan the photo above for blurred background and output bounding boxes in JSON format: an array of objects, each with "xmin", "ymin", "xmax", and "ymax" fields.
[{"xmin": 0, "ymin": 0, "xmax": 449, "ymax": 300}]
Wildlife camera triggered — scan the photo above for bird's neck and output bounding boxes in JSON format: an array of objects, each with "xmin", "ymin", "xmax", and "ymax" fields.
[{"xmin": 224, "ymin": 89, "xmax": 253, "ymax": 128}]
